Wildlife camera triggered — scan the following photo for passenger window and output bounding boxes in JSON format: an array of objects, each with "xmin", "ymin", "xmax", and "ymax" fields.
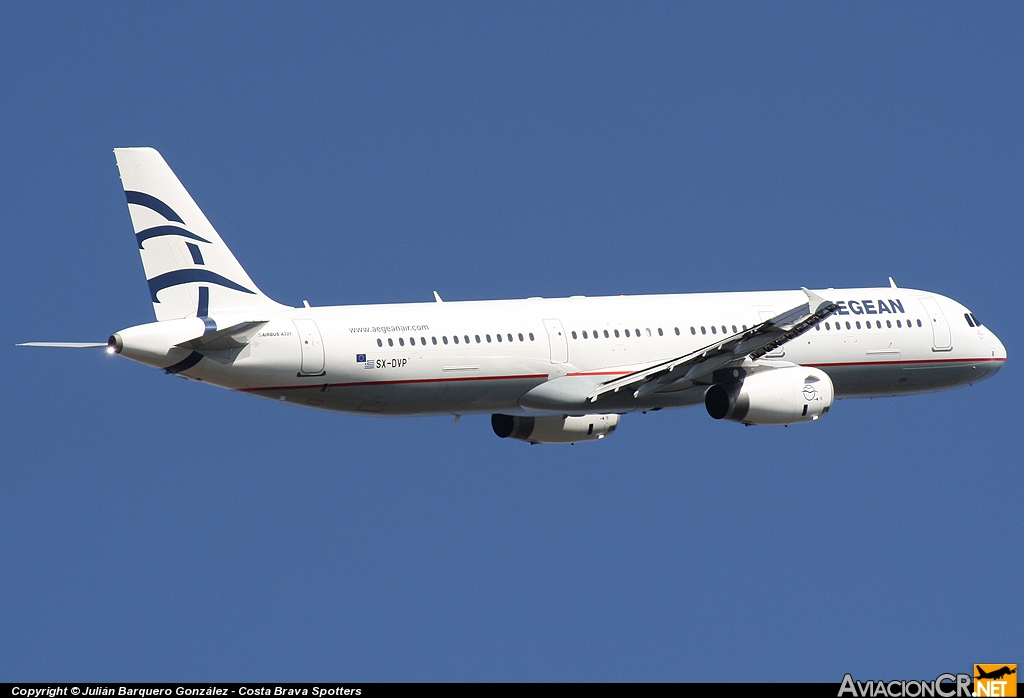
[
  {"xmin": 388, "ymin": 338, "xmax": 394, "ymax": 347},
  {"xmin": 431, "ymin": 337, "xmax": 437, "ymax": 345},
  {"xmin": 582, "ymin": 331, "xmax": 588, "ymax": 339},
  {"xmin": 476, "ymin": 335, "xmax": 482, "ymax": 343},
  {"xmin": 701, "ymin": 326, "xmax": 706, "ymax": 335},
  {"xmin": 443, "ymin": 336, "xmax": 449, "ymax": 345},
  {"xmin": 464, "ymin": 335, "xmax": 470, "ymax": 343},
  {"xmin": 658, "ymin": 328, "xmax": 664, "ymax": 336},
  {"xmin": 518, "ymin": 333, "xmax": 524, "ymax": 341},
  {"xmin": 917, "ymin": 319, "xmax": 922, "ymax": 327},
  {"xmin": 845, "ymin": 322, "xmax": 851, "ymax": 330},
  {"xmin": 507, "ymin": 334, "xmax": 513, "ymax": 342},
  {"xmin": 742, "ymin": 325, "xmax": 747, "ymax": 330},
  {"xmin": 399, "ymin": 338, "xmax": 405, "ymax": 346},
  {"xmin": 815, "ymin": 324, "xmax": 820, "ymax": 331},
  {"xmin": 614, "ymin": 329, "xmax": 620, "ymax": 338},
  {"xmin": 886, "ymin": 320, "xmax": 891, "ymax": 328},
  {"xmin": 646, "ymin": 328, "xmax": 651, "ymax": 337},
  {"xmin": 624, "ymin": 329, "xmax": 630, "ymax": 337},
  {"xmin": 453, "ymin": 336, "xmax": 459, "ymax": 344},
  {"xmin": 496, "ymin": 334, "xmax": 502, "ymax": 342},
  {"xmin": 604, "ymin": 330, "xmax": 609, "ymax": 338},
  {"xmin": 690, "ymin": 327, "xmax": 696, "ymax": 335},
  {"xmin": 732, "ymin": 325, "xmax": 737, "ymax": 333},
  {"xmin": 377, "ymin": 338, "xmax": 383, "ymax": 347},
  {"xmin": 855, "ymin": 321, "xmax": 861, "ymax": 329},
  {"xmin": 635, "ymin": 329, "xmax": 640, "ymax": 336},
  {"xmin": 721, "ymin": 326, "xmax": 727, "ymax": 334},
  {"xmin": 529, "ymin": 332, "xmax": 535, "ymax": 341},
  {"xmin": 824, "ymin": 322, "xmax": 830, "ymax": 330},
  {"xmin": 421, "ymin": 337, "xmax": 426, "ymax": 345},
  {"xmin": 674, "ymin": 327, "xmax": 680, "ymax": 335},
  {"xmin": 711, "ymin": 326, "xmax": 717, "ymax": 334},
  {"xmin": 896, "ymin": 320, "xmax": 902, "ymax": 328}
]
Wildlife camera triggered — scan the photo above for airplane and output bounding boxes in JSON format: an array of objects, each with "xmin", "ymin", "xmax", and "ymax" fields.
[
  {"xmin": 975, "ymin": 666, "xmax": 1016, "ymax": 681},
  {"xmin": 974, "ymin": 663, "xmax": 1015, "ymax": 679},
  {"xmin": 19, "ymin": 148, "xmax": 1007, "ymax": 444}
]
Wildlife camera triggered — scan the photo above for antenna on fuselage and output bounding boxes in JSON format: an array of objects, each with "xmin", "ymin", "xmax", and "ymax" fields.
[
  {"xmin": 433, "ymin": 291, "xmax": 444, "ymax": 303},
  {"xmin": 889, "ymin": 277, "xmax": 898, "ymax": 288}
]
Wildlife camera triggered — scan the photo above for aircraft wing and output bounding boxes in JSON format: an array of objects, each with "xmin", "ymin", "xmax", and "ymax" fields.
[{"xmin": 587, "ymin": 288, "xmax": 838, "ymax": 402}]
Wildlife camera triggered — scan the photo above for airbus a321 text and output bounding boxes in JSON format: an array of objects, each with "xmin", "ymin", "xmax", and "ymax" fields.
[{"xmin": 20, "ymin": 148, "xmax": 1007, "ymax": 444}]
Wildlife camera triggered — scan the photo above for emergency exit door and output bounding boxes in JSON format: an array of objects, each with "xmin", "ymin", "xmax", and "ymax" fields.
[
  {"xmin": 542, "ymin": 318, "xmax": 569, "ymax": 363},
  {"xmin": 918, "ymin": 298, "xmax": 952, "ymax": 351},
  {"xmin": 293, "ymin": 318, "xmax": 326, "ymax": 375}
]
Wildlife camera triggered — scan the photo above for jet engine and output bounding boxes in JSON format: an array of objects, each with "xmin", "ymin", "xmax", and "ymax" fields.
[
  {"xmin": 491, "ymin": 413, "xmax": 620, "ymax": 444},
  {"xmin": 704, "ymin": 366, "xmax": 833, "ymax": 426}
]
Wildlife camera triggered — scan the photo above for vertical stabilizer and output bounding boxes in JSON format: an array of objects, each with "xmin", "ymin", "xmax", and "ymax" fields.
[{"xmin": 114, "ymin": 148, "xmax": 289, "ymax": 321}]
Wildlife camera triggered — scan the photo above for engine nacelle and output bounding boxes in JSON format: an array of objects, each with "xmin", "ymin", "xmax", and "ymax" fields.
[
  {"xmin": 491, "ymin": 413, "xmax": 620, "ymax": 444},
  {"xmin": 705, "ymin": 366, "xmax": 834, "ymax": 426}
]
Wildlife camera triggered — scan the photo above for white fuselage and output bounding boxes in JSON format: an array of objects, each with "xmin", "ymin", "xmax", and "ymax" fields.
[{"xmin": 113, "ymin": 286, "xmax": 1006, "ymax": 417}]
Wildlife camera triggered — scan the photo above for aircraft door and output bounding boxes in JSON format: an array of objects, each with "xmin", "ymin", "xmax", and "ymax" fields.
[
  {"xmin": 293, "ymin": 318, "xmax": 326, "ymax": 375},
  {"xmin": 918, "ymin": 298, "xmax": 952, "ymax": 351},
  {"xmin": 542, "ymin": 318, "xmax": 569, "ymax": 363}
]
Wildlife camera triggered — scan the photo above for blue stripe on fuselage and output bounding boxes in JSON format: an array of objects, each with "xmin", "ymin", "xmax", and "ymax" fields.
[{"xmin": 164, "ymin": 350, "xmax": 203, "ymax": 375}]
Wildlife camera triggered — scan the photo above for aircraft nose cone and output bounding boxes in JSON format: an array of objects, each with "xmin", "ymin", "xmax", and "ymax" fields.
[
  {"xmin": 991, "ymin": 331, "xmax": 1007, "ymax": 363},
  {"xmin": 979, "ymin": 329, "xmax": 1008, "ymax": 383}
]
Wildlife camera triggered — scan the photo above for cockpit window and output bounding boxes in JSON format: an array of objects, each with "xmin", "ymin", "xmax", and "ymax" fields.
[
  {"xmin": 965, "ymin": 313, "xmax": 975, "ymax": 328},
  {"xmin": 970, "ymin": 313, "xmax": 981, "ymax": 327}
]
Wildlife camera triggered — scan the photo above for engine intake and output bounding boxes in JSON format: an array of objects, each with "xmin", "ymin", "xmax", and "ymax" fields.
[
  {"xmin": 491, "ymin": 413, "xmax": 620, "ymax": 444},
  {"xmin": 705, "ymin": 366, "xmax": 834, "ymax": 425}
]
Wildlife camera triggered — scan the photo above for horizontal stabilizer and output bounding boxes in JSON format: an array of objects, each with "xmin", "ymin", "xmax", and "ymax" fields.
[
  {"xmin": 17, "ymin": 342, "xmax": 108, "ymax": 348},
  {"xmin": 176, "ymin": 321, "xmax": 266, "ymax": 352}
]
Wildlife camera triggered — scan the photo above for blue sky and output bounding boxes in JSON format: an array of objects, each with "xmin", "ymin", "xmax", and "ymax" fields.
[{"xmin": 1, "ymin": 2, "xmax": 1021, "ymax": 681}]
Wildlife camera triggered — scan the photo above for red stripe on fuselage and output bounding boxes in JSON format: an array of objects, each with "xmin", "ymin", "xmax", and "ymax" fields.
[
  {"xmin": 807, "ymin": 357, "xmax": 1005, "ymax": 368},
  {"xmin": 239, "ymin": 357, "xmax": 1004, "ymax": 393},
  {"xmin": 240, "ymin": 373, "xmax": 549, "ymax": 393}
]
